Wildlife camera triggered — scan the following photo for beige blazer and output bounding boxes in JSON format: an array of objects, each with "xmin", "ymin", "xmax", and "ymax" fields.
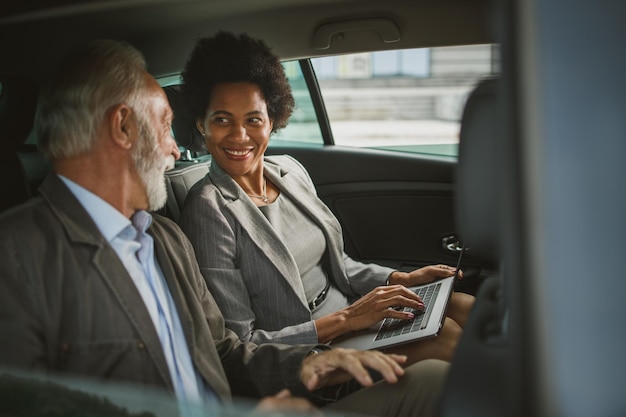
[{"xmin": 179, "ymin": 155, "xmax": 394, "ymax": 345}]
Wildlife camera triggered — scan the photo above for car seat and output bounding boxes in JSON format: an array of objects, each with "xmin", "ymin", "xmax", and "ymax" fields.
[
  {"xmin": 0, "ymin": 75, "xmax": 49, "ymax": 213},
  {"xmin": 439, "ymin": 77, "xmax": 515, "ymax": 417},
  {"xmin": 158, "ymin": 85, "xmax": 211, "ymax": 222}
]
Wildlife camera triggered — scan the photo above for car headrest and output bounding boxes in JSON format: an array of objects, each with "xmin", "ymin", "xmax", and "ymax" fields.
[
  {"xmin": 456, "ymin": 77, "xmax": 502, "ymax": 259},
  {"xmin": 0, "ymin": 75, "xmax": 39, "ymax": 149},
  {"xmin": 163, "ymin": 84, "xmax": 206, "ymax": 153}
]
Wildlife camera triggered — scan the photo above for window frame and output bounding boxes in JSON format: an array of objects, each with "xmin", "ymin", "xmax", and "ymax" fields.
[{"xmin": 282, "ymin": 44, "xmax": 499, "ymax": 158}]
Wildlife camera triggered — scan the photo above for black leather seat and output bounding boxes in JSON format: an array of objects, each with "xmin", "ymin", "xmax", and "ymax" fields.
[
  {"xmin": 0, "ymin": 75, "xmax": 49, "ymax": 213},
  {"xmin": 440, "ymin": 77, "xmax": 512, "ymax": 417},
  {"xmin": 159, "ymin": 85, "xmax": 211, "ymax": 222},
  {"xmin": 456, "ymin": 77, "xmax": 503, "ymax": 259}
]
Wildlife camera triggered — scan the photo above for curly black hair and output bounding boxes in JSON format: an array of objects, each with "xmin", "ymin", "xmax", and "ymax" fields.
[{"xmin": 181, "ymin": 31, "xmax": 295, "ymax": 134}]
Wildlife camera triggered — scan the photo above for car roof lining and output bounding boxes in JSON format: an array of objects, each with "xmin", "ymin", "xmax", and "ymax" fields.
[{"xmin": 0, "ymin": 0, "xmax": 493, "ymax": 80}]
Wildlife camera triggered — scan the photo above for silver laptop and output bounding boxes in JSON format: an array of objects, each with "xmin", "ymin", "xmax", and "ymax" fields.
[{"xmin": 330, "ymin": 247, "xmax": 465, "ymax": 351}]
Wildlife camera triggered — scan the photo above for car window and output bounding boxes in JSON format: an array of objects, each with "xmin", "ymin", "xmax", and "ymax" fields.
[
  {"xmin": 157, "ymin": 44, "xmax": 498, "ymax": 157},
  {"xmin": 272, "ymin": 61, "xmax": 325, "ymax": 147},
  {"xmin": 158, "ymin": 74, "xmax": 181, "ymax": 87},
  {"xmin": 283, "ymin": 44, "xmax": 499, "ymax": 157}
]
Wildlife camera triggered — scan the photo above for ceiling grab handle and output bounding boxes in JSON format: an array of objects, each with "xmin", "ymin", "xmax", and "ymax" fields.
[{"xmin": 312, "ymin": 18, "xmax": 401, "ymax": 50}]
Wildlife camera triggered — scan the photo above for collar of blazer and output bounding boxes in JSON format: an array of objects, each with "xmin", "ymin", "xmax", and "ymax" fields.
[{"xmin": 207, "ymin": 155, "xmax": 348, "ymax": 308}]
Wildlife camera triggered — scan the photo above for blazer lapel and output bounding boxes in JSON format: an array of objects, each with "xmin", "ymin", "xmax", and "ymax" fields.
[
  {"xmin": 263, "ymin": 158, "xmax": 352, "ymax": 293},
  {"xmin": 209, "ymin": 164, "xmax": 308, "ymax": 307},
  {"xmin": 264, "ymin": 159, "xmax": 343, "ymax": 238},
  {"xmin": 149, "ymin": 222, "xmax": 231, "ymax": 399},
  {"xmin": 91, "ymin": 246, "xmax": 173, "ymax": 389}
]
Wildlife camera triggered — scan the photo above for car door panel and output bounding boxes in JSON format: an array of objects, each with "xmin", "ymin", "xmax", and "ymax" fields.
[
  {"xmin": 266, "ymin": 145, "xmax": 469, "ymax": 269},
  {"xmin": 268, "ymin": 144, "xmax": 485, "ymax": 293}
]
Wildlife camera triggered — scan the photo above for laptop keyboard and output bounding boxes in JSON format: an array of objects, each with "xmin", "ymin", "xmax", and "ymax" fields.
[{"xmin": 375, "ymin": 282, "xmax": 441, "ymax": 341}]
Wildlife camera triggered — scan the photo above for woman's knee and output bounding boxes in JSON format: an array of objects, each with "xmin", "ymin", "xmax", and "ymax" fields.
[
  {"xmin": 447, "ymin": 292, "xmax": 475, "ymax": 328},
  {"xmin": 438, "ymin": 318, "xmax": 462, "ymax": 357}
]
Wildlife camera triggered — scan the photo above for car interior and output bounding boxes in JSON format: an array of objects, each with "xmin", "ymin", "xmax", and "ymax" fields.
[{"xmin": 1, "ymin": 0, "xmax": 625, "ymax": 416}]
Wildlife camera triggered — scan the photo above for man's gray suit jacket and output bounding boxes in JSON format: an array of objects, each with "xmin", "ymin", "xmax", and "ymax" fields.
[{"xmin": 0, "ymin": 173, "xmax": 315, "ymax": 401}]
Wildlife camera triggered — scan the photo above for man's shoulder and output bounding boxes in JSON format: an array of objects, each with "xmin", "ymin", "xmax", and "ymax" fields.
[
  {"xmin": 151, "ymin": 211, "xmax": 181, "ymax": 232},
  {"xmin": 0, "ymin": 197, "xmax": 63, "ymax": 259},
  {"xmin": 0, "ymin": 196, "xmax": 49, "ymax": 233},
  {"xmin": 150, "ymin": 212, "xmax": 190, "ymax": 243},
  {"xmin": 149, "ymin": 212, "xmax": 199, "ymax": 270}
]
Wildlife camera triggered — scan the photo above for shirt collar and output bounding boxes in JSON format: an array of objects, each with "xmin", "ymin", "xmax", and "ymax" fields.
[{"xmin": 58, "ymin": 175, "xmax": 132, "ymax": 243}]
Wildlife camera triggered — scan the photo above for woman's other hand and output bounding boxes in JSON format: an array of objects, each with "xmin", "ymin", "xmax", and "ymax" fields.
[{"xmin": 388, "ymin": 264, "xmax": 462, "ymax": 287}]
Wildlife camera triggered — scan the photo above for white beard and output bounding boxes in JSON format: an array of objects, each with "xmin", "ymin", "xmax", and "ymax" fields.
[{"xmin": 133, "ymin": 121, "xmax": 172, "ymax": 211}]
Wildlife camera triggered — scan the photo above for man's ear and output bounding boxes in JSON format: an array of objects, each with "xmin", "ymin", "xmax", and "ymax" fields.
[{"xmin": 109, "ymin": 103, "xmax": 136, "ymax": 150}]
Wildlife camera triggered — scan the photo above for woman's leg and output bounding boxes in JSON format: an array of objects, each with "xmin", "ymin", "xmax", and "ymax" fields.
[
  {"xmin": 383, "ymin": 317, "xmax": 462, "ymax": 363},
  {"xmin": 385, "ymin": 291, "xmax": 474, "ymax": 364},
  {"xmin": 446, "ymin": 291, "xmax": 475, "ymax": 328}
]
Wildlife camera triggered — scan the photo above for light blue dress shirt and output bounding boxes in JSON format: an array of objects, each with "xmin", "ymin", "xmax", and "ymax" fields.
[{"xmin": 59, "ymin": 176, "xmax": 212, "ymax": 406}]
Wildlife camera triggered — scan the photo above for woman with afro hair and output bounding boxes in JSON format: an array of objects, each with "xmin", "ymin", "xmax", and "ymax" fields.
[{"xmin": 178, "ymin": 31, "xmax": 474, "ymax": 366}]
